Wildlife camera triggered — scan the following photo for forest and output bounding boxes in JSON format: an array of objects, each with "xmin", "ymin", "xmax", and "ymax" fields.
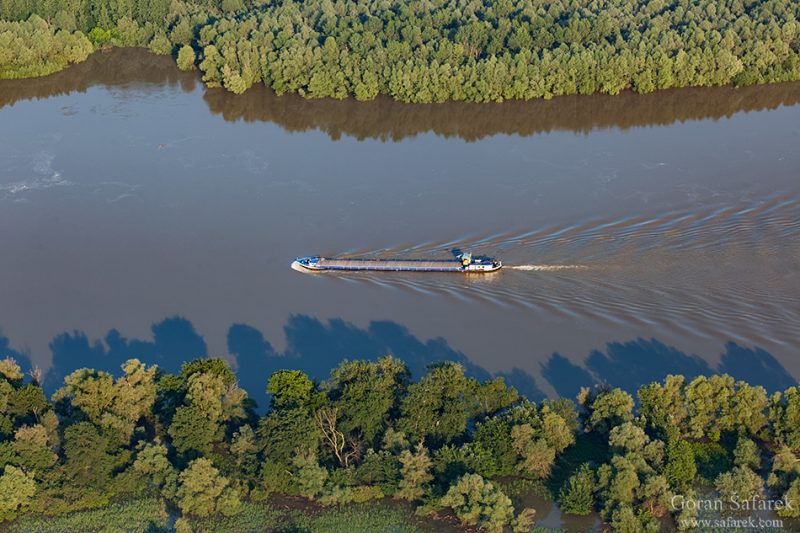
[
  {"xmin": 2, "ymin": 354, "xmax": 800, "ymax": 531},
  {"xmin": 0, "ymin": 0, "xmax": 798, "ymax": 101}
]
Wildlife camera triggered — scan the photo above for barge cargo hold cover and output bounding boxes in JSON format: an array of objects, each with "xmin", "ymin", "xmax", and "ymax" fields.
[{"xmin": 292, "ymin": 253, "xmax": 502, "ymax": 273}]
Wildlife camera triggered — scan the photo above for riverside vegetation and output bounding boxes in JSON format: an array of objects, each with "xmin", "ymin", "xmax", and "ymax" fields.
[
  {"xmin": 2, "ymin": 355, "xmax": 800, "ymax": 531},
  {"xmin": 0, "ymin": 0, "xmax": 798, "ymax": 101}
]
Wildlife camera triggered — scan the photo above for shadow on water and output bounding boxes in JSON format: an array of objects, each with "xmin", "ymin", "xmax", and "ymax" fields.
[
  {"xmin": 13, "ymin": 315, "xmax": 503, "ymax": 409},
  {"xmin": 44, "ymin": 316, "xmax": 208, "ymax": 390},
  {"xmin": 0, "ymin": 331, "xmax": 32, "ymax": 376},
  {"xmin": 227, "ymin": 315, "xmax": 504, "ymax": 409},
  {"xmin": 1, "ymin": 48, "xmax": 799, "ymax": 142},
  {"xmin": 3, "ymin": 316, "xmax": 796, "ymax": 410},
  {"xmin": 542, "ymin": 338, "xmax": 798, "ymax": 400}
]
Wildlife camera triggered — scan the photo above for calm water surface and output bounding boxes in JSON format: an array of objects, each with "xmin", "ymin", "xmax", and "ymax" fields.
[{"xmin": 1, "ymin": 49, "xmax": 798, "ymax": 411}]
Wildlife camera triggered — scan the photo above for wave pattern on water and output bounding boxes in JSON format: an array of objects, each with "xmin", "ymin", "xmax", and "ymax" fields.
[{"xmin": 325, "ymin": 194, "xmax": 800, "ymax": 350}]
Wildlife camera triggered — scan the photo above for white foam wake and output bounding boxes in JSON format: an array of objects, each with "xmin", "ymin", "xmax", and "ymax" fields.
[{"xmin": 509, "ymin": 265, "xmax": 588, "ymax": 271}]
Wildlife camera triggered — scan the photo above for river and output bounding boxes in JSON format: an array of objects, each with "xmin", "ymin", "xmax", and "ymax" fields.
[{"xmin": 1, "ymin": 49, "xmax": 798, "ymax": 418}]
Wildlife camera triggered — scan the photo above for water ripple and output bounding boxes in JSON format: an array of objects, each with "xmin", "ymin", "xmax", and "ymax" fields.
[{"xmin": 313, "ymin": 193, "xmax": 800, "ymax": 348}]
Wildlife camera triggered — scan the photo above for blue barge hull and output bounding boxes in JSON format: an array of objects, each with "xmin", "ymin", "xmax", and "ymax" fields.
[{"xmin": 292, "ymin": 255, "xmax": 502, "ymax": 273}]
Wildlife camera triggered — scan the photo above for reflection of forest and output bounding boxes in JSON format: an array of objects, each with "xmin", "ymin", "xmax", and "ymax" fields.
[
  {"xmin": 205, "ymin": 81, "xmax": 800, "ymax": 141},
  {"xmin": 0, "ymin": 48, "xmax": 197, "ymax": 108},
  {"xmin": 2, "ymin": 48, "xmax": 800, "ymax": 142}
]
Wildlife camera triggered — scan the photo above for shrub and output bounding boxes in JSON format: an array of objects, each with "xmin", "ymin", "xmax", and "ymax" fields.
[{"xmin": 559, "ymin": 463, "xmax": 595, "ymax": 515}]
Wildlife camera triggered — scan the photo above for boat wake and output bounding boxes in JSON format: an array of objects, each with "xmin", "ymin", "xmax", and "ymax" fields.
[
  {"xmin": 315, "ymin": 192, "xmax": 800, "ymax": 350},
  {"xmin": 509, "ymin": 265, "xmax": 588, "ymax": 271}
]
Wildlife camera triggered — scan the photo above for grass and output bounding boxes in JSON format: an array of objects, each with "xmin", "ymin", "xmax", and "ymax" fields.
[
  {"xmin": 9, "ymin": 495, "xmax": 454, "ymax": 532},
  {"xmin": 279, "ymin": 504, "xmax": 429, "ymax": 533},
  {"xmin": 185, "ymin": 500, "xmax": 438, "ymax": 532},
  {"xmin": 184, "ymin": 502, "xmax": 284, "ymax": 532},
  {"xmin": 10, "ymin": 498, "xmax": 169, "ymax": 533}
]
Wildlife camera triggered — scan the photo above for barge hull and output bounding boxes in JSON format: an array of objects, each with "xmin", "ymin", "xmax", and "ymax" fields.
[{"xmin": 292, "ymin": 257, "xmax": 501, "ymax": 273}]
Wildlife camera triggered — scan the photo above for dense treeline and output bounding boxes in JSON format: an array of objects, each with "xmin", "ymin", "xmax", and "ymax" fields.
[
  {"xmin": 1, "ymin": 0, "xmax": 799, "ymax": 101},
  {"xmin": 194, "ymin": 0, "xmax": 800, "ymax": 101},
  {"xmin": 2, "ymin": 354, "xmax": 800, "ymax": 531},
  {"xmin": 0, "ymin": 17, "xmax": 92, "ymax": 78},
  {"xmin": 3, "ymin": 47, "xmax": 800, "ymax": 142}
]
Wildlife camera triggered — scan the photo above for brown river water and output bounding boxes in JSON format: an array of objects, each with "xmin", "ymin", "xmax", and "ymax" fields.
[{"xmin": 1, "ymin": 49, "xmax": 798, "ymax": 419}]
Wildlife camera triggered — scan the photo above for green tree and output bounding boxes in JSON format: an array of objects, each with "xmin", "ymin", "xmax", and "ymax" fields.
[
  {"xmin": 541, "ymin": 410, "xmax": 575, "ymax": 453},
  {"xmin": 559, "ymin": 463, "xmax": 595, "ymax": 515},
  {"xmin": 167, "ymin": 363, "xmax": 247, "ymax": 456},
  {"xmin": 675, "ymin": 489, "xmax": 700, "ymax": 531},
  {"xmin": 169, "ymin": 18, "xmax": 193, "ymax": 45},
  {"xmin": 257, "ymin": 407, "xmax": 319, "ymax": 465},
  {"xmin": 177, "ymin": 44, "xmax": 195, "ymax": 71},
  {"xmin": 399, "ymin": 362, "xmax": 471, "ymax": 445},
  {"xmin": 638, "ymin": 375, "xmax": 687, "ymax": 439},
  {"xmin": 715, "ymin": 466, "xmax": 763, "ymax": 502},
  {"xmin": 395, "ymin": 442, "xmax": 432, "ymax": 501},
  {"xmin": 608, "ymin": 422, "xmax": 650, "ymax": 453},
  {"xmin": 771, "ymin": 387, "xmax": 800, "ymax": 449},
  {"xmin": 62, "ymin": 422, "xmax": 118, "ymax": 487},
  {"xmin": 0, "ymin": 358, "xmax": 24, "ymax": 382},
  {"xmin": 326, "ymin": 357, "xmax": 409, "ymax": 445},
  {"xmin": 511, "ymin": 424, "xmax": 556, "ymax": 479},
  {"xmin": 779, "ymin": 479, "xmax": 800, "ymax": 518},
  {"xmin": 148, "ymin": 31, "xmax": 172, "ymax": 55},
  {"xmin": 54, "ymin": 359, "xmax": 156, "ymax": 444},
  {"xmin": 580, "ymin": 387, "xmax": 634, "ymax": 434},
  {"xmin": 440, "ymin": 473, "xmax": 516, "ymax": 533},
  {"xmin": 596, "ymin": 457, "xmax": 639, "ymax": 512},
  {"xmin": 54, "ymin": 368, "xmax": 115, "ymax": 422},
  {"xmin": 470, "ymin": 377, "xmax": 518, "ymax": 418},
  {"xmin": 768, "ymin": 446, "xmax": 800, "ymax": 493},
  {"xmin": 0, "ymin": 465, "xmax": 36, "ymax": 521},
  {"xmin": 132, "ymin": 438, "xmax": 177, "ymax": 496},
  {"xmin": 665, "ymin": 439, "xmax": 696, "ymax": 490},
  {"xmin": 610, "ymin": 505, "xmax": 659, "ymax": 533},
  {"xmin": 7, "ymin": 384, "xmax": 49, "ymax": 421},
  {"xmin": 3, "ymin": 0, "xmax": 800, "ymax": 100},
  {"xmin": 175, "ymin": 458, "xmax": 241, "ymax": 518},
  {"xmin": 267, "ymin": 370, "xmax": 314, "ymax": 410},
  {"xmin": 292, "ymin": 452, "xmax": 328, "ymax": 498},
  {"xmin": 12, "ymin": 424, "xmax": 57, "ymax": 471},
  {"xmin": 229, "ymin": 425, "xmax": 259, "ymax": 480},
  {"xmin": 5, "ymin": 351, "xmax": 800, "ymax": 525},
  {"xmin": 222, "ymin": 65, "xmax": 248, "ymax": 94},
  {"xmin": 733, "ymin": 437, "xmax": 761, "ymax": 470},
  {"xmin": 168, "ymin": 405, "xmax": 217, "ymax": 455},
  {"xmin": 473, "ymin": 415, "xmax": 518, "ymax": 477}
]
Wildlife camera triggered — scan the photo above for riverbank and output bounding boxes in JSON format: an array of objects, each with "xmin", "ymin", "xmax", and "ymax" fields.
[
  {"xmin": 1, "ymin": 0, "xmax": 799, "ymax": 101},
  {"xmin": 0, "ymin": 18, "xmax": 94, "ymax": 80},
  {"xmin": 3, "ymin": 47, "xmax": 800, "ymax": 144},
  {"xmin": 3, "ymin": 355, "xmax": 800, "ymax": 532}
]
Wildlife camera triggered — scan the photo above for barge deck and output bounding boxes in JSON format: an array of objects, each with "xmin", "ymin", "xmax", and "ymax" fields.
[{"xmin": 292, "ymin": 253, "xmax": 502, "ymax": 273}]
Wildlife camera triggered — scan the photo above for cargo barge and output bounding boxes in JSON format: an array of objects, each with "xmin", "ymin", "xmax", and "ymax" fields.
[{"xmin": 291, "ymin": 253, "xmax": 501, "ymax": 273}]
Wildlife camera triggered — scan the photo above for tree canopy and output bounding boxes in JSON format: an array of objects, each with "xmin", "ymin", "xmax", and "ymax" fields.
[
  {"xmin": 2, "ymin": 355, "xmax": 799, "ymax": 531},
  {"xmin": 1, "ymin": 0, "xmax": 798, "ymax": 100}
]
